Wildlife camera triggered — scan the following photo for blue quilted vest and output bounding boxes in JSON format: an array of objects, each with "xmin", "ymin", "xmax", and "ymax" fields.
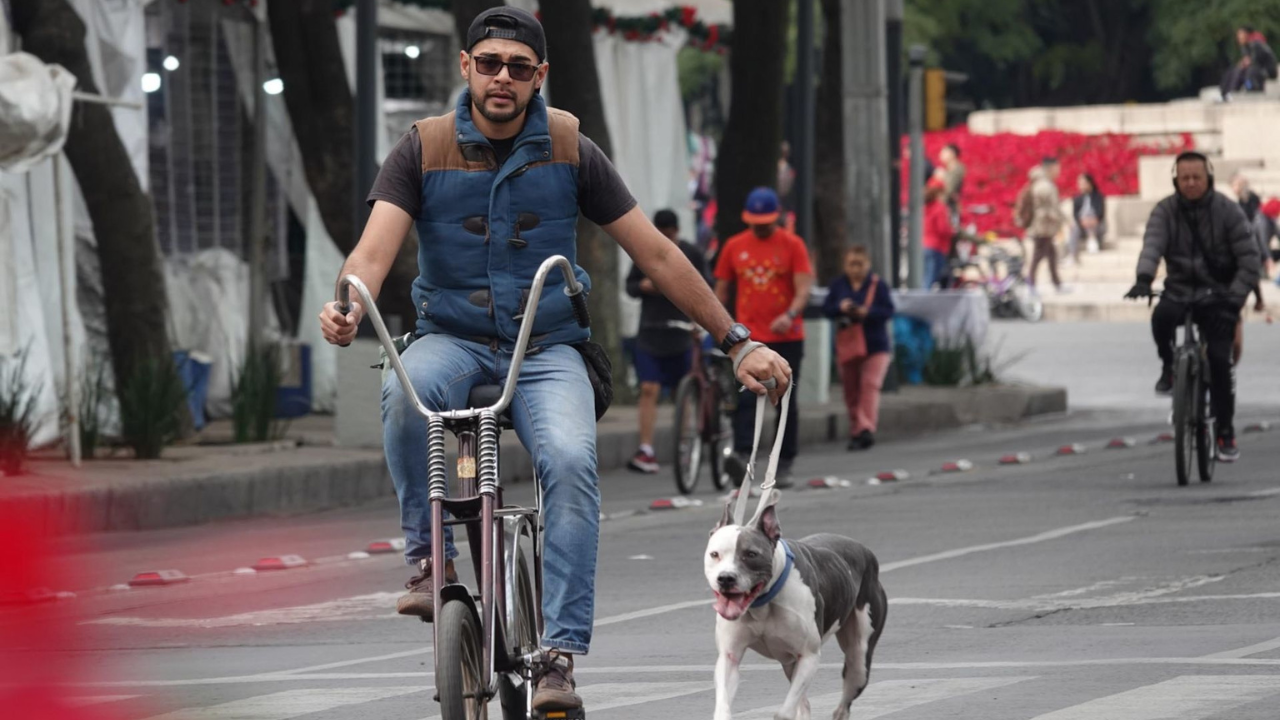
[{"xmin": 410, "ymin": 91, "xmax": 591, "ymax": 347}]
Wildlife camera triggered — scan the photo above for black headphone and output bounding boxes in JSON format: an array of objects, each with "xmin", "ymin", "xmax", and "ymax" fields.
[{"xmin": 1172, "ymin": 151, "xmax": 1215, "ymax": 193}]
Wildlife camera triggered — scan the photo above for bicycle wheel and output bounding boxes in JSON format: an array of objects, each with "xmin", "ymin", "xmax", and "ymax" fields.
[
  {"xmin": 1196, "ymin": 379, "xmax": 1216, "ymax": 484},
  {"xmin": 707, "ymin": 403, "xmax": 734, "ymax": 491},
  {"xmin": 437, "ymin": 599, "xmax": 488, "ymax": 720},
  {"xmin": 499, "ymin": 547, "xmax": 536, "ymax": 719},
  {"xmin": 1011, "ymin": 280, "xmax": 1044, "ymax": 322},
  {"xmin": 673, "ymin": 375, "xmax": 703, "ymax": 495},
  {"xmin": 1172, "ymin": 353, "xmax": 1193, "ymax": 487}
]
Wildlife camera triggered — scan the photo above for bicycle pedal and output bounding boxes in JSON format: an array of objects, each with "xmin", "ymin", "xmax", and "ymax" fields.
[{"xmin": 534, "ymin": 710, "xmax": 585, "ymax": 720}]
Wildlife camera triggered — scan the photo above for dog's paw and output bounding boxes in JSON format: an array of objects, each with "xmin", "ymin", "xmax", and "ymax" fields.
[{"xmin": 831, "ymin": 708, "xmax": 850, "ymax": 720}]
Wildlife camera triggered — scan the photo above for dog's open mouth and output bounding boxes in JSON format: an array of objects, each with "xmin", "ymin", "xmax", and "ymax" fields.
[{"xmin": 714, "ymin": 582, "xmax": 765, "ymax": 620}]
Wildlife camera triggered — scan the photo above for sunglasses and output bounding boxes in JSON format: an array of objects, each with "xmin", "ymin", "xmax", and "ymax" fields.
[{"xmin": 471, "ymin": 55, "xmax": 540, "ymax": 82}]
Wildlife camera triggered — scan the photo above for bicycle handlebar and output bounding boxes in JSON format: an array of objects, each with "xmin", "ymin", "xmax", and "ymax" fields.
[{"xmin": 337, "ymin": 255, "xmax": 586, "ymax": 421}]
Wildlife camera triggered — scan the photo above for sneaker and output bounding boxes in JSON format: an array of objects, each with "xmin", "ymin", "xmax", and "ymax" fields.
[
  {"xmin": 1217, "ymin": 431, "xmax": 1240, "ymax": 463},
  {"xmin": 626, "ymin": 449, "xmax": 660, "ymax": 474},
  {"xmin": 396, "ymin": 557, "xmax": 458, "ymax": 620},
  {"xmin": 1155, "ymin": 367, "xmax": 1173, "ymax": 395},
  {"xmin": 725, "ymin": 452, "xmax": 749, "ymax": 488},
  {"xmin": 772, "ymin": 460, "xmax": 795, "ymax": 490},
  {"xmin": 532, "ymin": 651, "xmax": 582, "ymax": 712},
  {"xmin": 847, "ymin": 430, "xmax": 876, "ymax": 451}
]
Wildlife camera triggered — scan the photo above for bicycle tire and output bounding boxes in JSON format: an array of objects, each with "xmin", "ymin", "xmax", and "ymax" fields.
[
  {"xmin": 1196, "ymin": 380, "xmax": 1216, "ymax": 484},
  {"xmin": 437, "ymin": 599, "xmax": 488, "ymax": 720},
  {"xmin": 673, "ymin": 375, "xmax": 703, "ymax": 495},
  {"xmin": 499, "ymin": 548, "xmax": 536, "ymax": 719},
  {"xmin": 1172, "ymin": 353, "xmax": 1193, "ymax": 487},
  {"xmin": 707, "ymin": 405, "xmax": 733, "ymax": 491}
]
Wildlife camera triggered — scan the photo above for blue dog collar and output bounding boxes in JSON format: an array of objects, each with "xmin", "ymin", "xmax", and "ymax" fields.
[{"xmin": 751, "ymin": 540, "xmax": 793, "ymax": 608}]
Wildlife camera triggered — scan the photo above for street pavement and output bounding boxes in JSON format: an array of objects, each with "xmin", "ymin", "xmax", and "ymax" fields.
[{"xmin": 18, "ymin": 396, "xmax": 1280, "ymax": 719}]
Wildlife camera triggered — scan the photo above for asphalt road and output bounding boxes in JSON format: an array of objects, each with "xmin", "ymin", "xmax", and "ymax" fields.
[{"xmin": 17, "ymin": 404, "xmax": 1280, "ymax": 720}]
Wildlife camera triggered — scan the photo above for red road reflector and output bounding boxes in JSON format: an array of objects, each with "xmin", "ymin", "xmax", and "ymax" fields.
[
  {"xmin": 874, "ymin": 470, "xmax": 910, "ymax": 482},
  {"xmin": 1152, "ymin": 432, "xmax": 1175, "ymax": 444},
  {"xmin": 1244, "ymin": 422, "xmax": 1272, "ymax": 433},
  {"xmin": 1056, "ymin": 444, "xmax": 1087, "ymax": 456},
  {"xmin": 649, "ymin": 497, "xmax": 703, "ymax": 511},
  {"xmin": 128, "ymin": 570, "xmax": 190, "ymax": 588},
  {"xmin": 252, "ymin": 555, "xmax": 308, "ymax": 572},
  {"xmin": 808, "ymin": 476, "xmax": 853, "ymax": 489},
  {"xmin": 936, "ymin": 460, "xmax": 974, "ymax": 474},
  {"xmin": 1107, "ymin": 437, "xmax": 1137, "ymax": 449},
  {"xmin": 366, "ymin": 538, "xmax": 406, "ymax": 554},
  {"xmin": 999, "ymin": 453, "xmax": 1031, "ymax": 465}
]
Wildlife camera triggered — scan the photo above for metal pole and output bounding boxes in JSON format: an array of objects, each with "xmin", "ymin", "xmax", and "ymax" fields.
[
  {"xmin": 53, "ymin": 156, "xmax": 81, "ymax": 467},
  {"xmin": 248, "ymin": 15, "xmax": 268, "ymax": 350},
  {"xmin": 885, "ymin": 0, "xmax": 903, "ymax": 287},
  {"xmin": 354, "ymin": 0, "xmax": 378, "ymax": 239},
  {"xmin": 907, "ymin": 45, "xmax": 925, "ymax": 289},
  {"xmin": 795, "ymin": 0, "xmax": 816, "ymax": 247},
  {"xmin": 840, "ymin": 0, "xmax": 891, "ymax": 278}
]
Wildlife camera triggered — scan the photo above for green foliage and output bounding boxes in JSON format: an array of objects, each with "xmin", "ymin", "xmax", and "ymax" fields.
[
  {"xmin": 923, "ymin": 336, "xmax": 1024, "ymax": 387},
  {"xmin": 60, "ymin": 356, "xmax": 108, "ymax": 459},
  {"xmin": 0, "ymin": 347, "xmax": 42, "ymax": 476},
  {"xmin": 232, "ymin": 344, "xmax": 285, "ymax": 444},
  {"xmin": 678, "ymin": 45, "xmax": 724, "ymax": 103},
  {"xmin": 903, "ymin": 0, "xmax": 1276, "ymax": 109},
  {"xmin": 118, "ymin": 354, "xmax": 187, "ymax": 460}
]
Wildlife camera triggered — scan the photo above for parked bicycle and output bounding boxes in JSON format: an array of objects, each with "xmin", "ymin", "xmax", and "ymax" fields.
[
  {"xmin": 339, "ymin": 255, "xmax": 589, "ymax": 720},
  {"xmin": 669, "ymin": 322, "xmax": 736, "ymax": 495},
  {"xmin": 952, "ymin": 239, "xmax": 1043, "ymax": 322}
]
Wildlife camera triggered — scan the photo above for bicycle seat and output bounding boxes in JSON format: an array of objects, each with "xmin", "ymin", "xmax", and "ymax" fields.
[{"xmin": 467, "ymin": 384, "xmax": 514, "ymax": 428}]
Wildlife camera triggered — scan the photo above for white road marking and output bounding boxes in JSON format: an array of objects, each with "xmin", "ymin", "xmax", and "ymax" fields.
[
  {"xmin": 78, "ymin": 657, "xmax": 1280, "ymax": 688},
  {"xmin": 880, "ymin": 515, "xmax": 1136, "ymax": 572},
  {"xmin": 415, "ymin": 681, "xmax": 714, "ymax": 720},
  {"xmin": 268, "ymin": 646, "xmax": 433, "ymax": 675},
  {"xmin": 734, "ymin": 677, "xmax": 1033, "ymax": 720},
  {"xmin": 1029, "ymin": 675, "xmax": 1280, "ymax": 719},
  {"xmin": 1202, "ymin": 635, "xmax": 1280, "ymax": 659},
  {"xmin": 1248, "ymin": 488, "xmax": 1280, "ymax": 498},
  {"xmin": 83, "ymin": 593, "xmax": 402, "ymax": 629},
  {"xmin": 64, "ymin": 695, "xmax": 139, "ymax": 707},
  {"xmin": 138, "ymin": 686, "xmax": 422, "ymax": 719},
  {"xmin": 893, "ymin": 589, "xmax": 1280, "ymax": 611},
  {"xmin": 593, "ymin": 598, "xmax": 713, "ymax": 626},
  {"xmin": 1031, "ymin": 578, "xmax": 1140, "ymax": 599}
]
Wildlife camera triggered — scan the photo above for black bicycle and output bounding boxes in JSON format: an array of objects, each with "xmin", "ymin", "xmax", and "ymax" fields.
[
  {"xmin": 670, "ymin": 323, "xmax": 735, "ymax": 495},
  {"xmin": 1157, "ymin": 295, "xmax": 1216, "ymax": 486},
  {"xmin": 340, "ymin": 256, "xmax": 589, "ymax": 720}
]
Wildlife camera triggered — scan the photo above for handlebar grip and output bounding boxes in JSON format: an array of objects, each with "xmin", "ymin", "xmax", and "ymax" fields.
[
  {"xmin": 336, "ymin": 302, "xmax": 352, "ymax": 348},
  {"xmin": 569, "ymin": 290, "xmax": 591, "ymax": 328}
]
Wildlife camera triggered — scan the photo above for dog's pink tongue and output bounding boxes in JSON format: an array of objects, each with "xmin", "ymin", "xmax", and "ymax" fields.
[{"xmin": 714, "ymin": 592, "xmax": 750, "ymax": 620}]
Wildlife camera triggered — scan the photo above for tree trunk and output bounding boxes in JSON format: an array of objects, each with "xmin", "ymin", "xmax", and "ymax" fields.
[
  {"xmin": 539, "ymin": 0, "xmax": 628, "ymax": 399},
  {"xmin": 714, "ymin": 0, "xmax": 790, "ymax": 244},
  {"xmin": 11, "ymin": 0, "xmax": 184, "ymax": 422},
  {"xmin": 451, "ymin": 0, "xmax": 505, "ymax": 47},
  {"xmin": 813, "ymin": 0, "xmax": 848, "ymax": 285},
  {"xmin": 266, "ymin": 0, "xmax": 418, "ymax": 331}
]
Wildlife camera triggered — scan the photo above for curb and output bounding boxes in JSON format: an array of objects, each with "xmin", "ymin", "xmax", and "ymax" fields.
[{"xmin": 3, "ymin": 386, "xmax": 1067, "ymax": 536}]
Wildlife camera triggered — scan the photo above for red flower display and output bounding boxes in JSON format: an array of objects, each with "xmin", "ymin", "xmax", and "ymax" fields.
[{"xmin": 901, "ymin": 127, "xmax": 1194, "ymax": 237}]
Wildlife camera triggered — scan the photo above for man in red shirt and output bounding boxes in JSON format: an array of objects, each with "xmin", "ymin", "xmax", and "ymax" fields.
[{"xmin": 715, "ymin": 187, "xmax": 815, "ymax": 488}]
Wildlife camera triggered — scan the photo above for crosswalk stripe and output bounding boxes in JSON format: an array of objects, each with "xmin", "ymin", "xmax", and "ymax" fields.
[
  {"xmin": 1030, "ymin": 675, "xmax": 1280, "ymax": 719},
  {"xmin": 1202, "ymin": 635, "xmax": 1280, "ymax": 659},
  {"xmin": 415, "ymin": 681, "xmax": 713, "ymax": 720},
  {"xmin": 733, "ymin": 676, "xmax": 1033, "ymax": 720},
  {"xmin": 139, "ymin": 686, "xmax": 423, "ymax": 720}
]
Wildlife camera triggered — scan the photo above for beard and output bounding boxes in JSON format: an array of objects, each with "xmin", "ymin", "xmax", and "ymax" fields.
[{"xmin": 474, "ymin": 86, "xmax": 529, "ymax": 125}]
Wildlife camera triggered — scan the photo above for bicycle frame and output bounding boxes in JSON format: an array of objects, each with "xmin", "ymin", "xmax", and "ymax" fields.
[{"xmin": 338, "ymin": 255, "xmax": 586, "ymax": 706}]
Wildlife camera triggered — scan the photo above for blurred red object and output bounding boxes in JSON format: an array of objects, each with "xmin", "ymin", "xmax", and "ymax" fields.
[{"xmin": 902, "ymin": 127, "xmax": 1195, "ymax": 237}]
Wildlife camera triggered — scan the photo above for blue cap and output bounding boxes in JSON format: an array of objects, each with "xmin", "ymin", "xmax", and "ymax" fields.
[{"xmin": 741, "ymin": 186, "xmax": 780, "ymax": 225}]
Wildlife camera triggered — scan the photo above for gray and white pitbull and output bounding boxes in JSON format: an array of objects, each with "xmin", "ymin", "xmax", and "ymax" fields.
[{"xmin": 705, "ymin": 490, "xmax": 887, "ymax": 720}]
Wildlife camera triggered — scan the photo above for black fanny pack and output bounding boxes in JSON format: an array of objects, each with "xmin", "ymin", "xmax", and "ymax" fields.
[{"xmin": 572, "ymin": 340, "xmax": 613, "ymax": 421}]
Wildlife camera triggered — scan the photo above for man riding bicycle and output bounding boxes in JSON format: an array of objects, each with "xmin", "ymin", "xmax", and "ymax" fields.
[
  {"xmin": 1125, "ymin": 151, "xmax": 1260, "ymax": 462},
  {"xmin": 316, "ymin": 8, "xmax": 791, "ymax": 714}
]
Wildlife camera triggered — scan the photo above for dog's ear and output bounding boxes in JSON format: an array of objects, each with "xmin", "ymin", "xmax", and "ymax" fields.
[
  {"xmin": 754, "ymin": 489, "xmax": 782, "ymax": 543},
  {"xmin": 716, "ymin": 491, "xmax": 737, "ymax": 532}
]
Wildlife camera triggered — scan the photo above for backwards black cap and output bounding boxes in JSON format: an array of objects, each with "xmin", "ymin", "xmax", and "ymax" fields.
[{"xmin": 467, "ymin": 7, "xmax": 546, "ymax": 63}]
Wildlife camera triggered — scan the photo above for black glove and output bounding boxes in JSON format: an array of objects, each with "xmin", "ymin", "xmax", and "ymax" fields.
[{"xmin": 1124, "ymin": 277, "xmax": 1153, "ymax": 300}]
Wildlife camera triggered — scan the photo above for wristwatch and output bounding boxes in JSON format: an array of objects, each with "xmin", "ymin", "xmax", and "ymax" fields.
[{"xmin": 719, "ymin": 322, "xmax": 751, "ymax": 354}]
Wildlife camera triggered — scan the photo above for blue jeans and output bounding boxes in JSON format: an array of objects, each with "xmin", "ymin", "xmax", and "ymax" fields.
[
  {"xmin": 381, "ymin": 334, "xmax": 600, "ymax": 654},
  {"xmin": 924, "ymin": 249, "xmax": 948, "ymax": 288}
]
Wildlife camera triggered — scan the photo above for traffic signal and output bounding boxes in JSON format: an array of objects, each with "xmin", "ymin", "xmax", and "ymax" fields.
[{"xmin": 925, "ymin": 68, "xmax": 946, "ymax": 131}]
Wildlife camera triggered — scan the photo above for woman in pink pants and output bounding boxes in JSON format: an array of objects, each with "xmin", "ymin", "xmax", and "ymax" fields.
[{"xmin": 823, "ymin": 245, "xmax": 896, "ymax": 451}]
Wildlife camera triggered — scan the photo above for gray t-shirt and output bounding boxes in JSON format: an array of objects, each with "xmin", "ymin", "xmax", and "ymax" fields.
[{"xmin": 367, "ymin": 128, "xmax": 637, "ymax": 227}]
